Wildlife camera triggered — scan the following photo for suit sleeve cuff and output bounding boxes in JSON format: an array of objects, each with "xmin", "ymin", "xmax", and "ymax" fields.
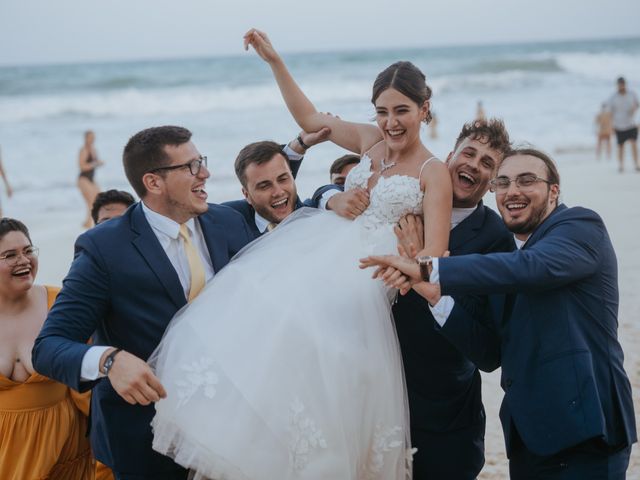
[
  {"xmin": 430, "ymin": 257, "xmax": 440, "ymax": 284},
  {"xmin": 282, "ymin": 144, "xmax": 304, "ymax": 161},
  {"xmin": 81, "ymin": 345, "xmax": 112, "ymax": 381},
  {"xmin": 429, "ymin": 295, "xmax": 454, "ymax": 326},
  {"xmin": 319, "ymin": 189, "xmax": 340, "ymax": 210}
]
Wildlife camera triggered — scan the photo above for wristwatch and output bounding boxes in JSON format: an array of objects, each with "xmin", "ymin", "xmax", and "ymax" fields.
[
  {"xmin": 102, "ymin": 348, "xmax": 122, "ymax": 376},
  {"xmin": 296, "ymin": 134, "xmax": 310, "ymax": 150},
  {"xmin": 416, "ymin": 256, "xmax": 433, "ymax": 282}
]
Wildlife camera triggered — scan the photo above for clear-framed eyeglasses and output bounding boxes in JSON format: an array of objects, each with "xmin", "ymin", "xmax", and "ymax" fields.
[
  {"xmin": 0, "ymin": 246, "xmax": 39, "ymax": 266},
  {"xmin": 489, "ymin": 174, "xmax": 552, "ymax": 193}
]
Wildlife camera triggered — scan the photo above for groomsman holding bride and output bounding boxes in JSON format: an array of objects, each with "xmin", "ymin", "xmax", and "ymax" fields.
[{"xmin": 33, "ymin": 126, "xmax": 254, "ymax": 480}]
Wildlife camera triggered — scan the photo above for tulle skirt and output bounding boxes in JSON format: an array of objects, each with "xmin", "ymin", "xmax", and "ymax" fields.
[{"xmin": 150, "ymin": 208, "xmax": 411, "ymax": 480}]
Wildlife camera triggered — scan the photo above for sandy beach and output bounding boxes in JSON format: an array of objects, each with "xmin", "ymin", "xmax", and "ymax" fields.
[{"xmin": 7, "ymin": 149, "xmax": 639, "ymax": 478}]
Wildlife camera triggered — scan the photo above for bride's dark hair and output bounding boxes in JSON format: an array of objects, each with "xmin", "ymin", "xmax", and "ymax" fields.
[{"xmin": 371, "ymin": 61, "xmax": 433, "ymax": 124}]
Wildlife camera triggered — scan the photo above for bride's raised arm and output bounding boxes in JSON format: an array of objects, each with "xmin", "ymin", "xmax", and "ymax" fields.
[{"xmin": 244, "ymin": 28, "xmax": 381, "ymax": 155}]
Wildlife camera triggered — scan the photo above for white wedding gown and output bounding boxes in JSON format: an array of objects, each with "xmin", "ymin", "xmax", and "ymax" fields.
[{"xmin": 151, "ymin": 154, "xmax": 428, "ymax": 480}]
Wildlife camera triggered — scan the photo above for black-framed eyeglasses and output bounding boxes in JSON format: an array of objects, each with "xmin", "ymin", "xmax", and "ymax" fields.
[
  {"xmin": 149, "ymin": 156, "xmax": 208, "ymax": 176},
  {"xmin": 489, "ymin": 174, "xmax": 552, "ymax": 193},
  {"xmin": 0, "ymin": 246, "xmax": 39, "ymax": 266}
]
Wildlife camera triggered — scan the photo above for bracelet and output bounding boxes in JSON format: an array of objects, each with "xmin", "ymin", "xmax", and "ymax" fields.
[{"xmin": 296, "ymin": 134, "xmax": 310, "ymax": 150}]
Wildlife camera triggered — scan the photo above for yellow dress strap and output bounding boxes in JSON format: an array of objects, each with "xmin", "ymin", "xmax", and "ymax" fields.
[{"xmin": 44, "ymin": 285, "xmax": 61, "ymax": 310}]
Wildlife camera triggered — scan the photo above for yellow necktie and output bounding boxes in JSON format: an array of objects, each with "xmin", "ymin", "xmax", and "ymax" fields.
[
  {"xmin": 266, "ymin": 222, "xmax": 277, "ymax": 232},
  {"xmin": 179, "ymin": 224, "xmax": 205, "ymax": 301}
]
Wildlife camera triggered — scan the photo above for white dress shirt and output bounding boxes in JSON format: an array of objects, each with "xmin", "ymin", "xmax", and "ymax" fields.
[
  {"xmin": 282, "ymin": 144, "xmax": 303, "ymax": 163},
  {"xmin": 141, "ymin": 202, "xmax": 214, "ymax": 297},
  {"xmin": 318, "ymin": 189, "xmax": 339, "ymax": 210},
  {"xmin": 254, "ymin": 211, "xmax": 271, "ymax": 234},
  {"xmin": 80, "ymin": 202, "xmax": 214, "ymax": 381},
  {"xmin": 426, "ymin": 207, "xmax": 477, "ymax": 325},
  {"xmin": 429, "ymin": 228, "xmax": 526, "ymax": 327}
]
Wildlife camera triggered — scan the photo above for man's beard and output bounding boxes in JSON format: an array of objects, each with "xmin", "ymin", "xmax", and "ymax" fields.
[
  {"xmin": 507, "ymin": 201, "xmax": 548, "ymax": 234},
  {"xmin": 507, "ymin": 195, "xmax": 552, "ymax": 236}
]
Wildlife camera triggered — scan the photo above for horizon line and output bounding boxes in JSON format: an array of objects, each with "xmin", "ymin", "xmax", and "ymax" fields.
[{"xmin": 1, "ymin": 33, "xmax": 638, "ymax": 69}]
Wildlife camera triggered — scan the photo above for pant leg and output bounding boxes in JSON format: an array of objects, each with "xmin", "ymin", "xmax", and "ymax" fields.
[
  {"xmin": 509, "ymin": 441, "xmax": 631, "ymax": 480},
  {"xmin": 114, "ymin": 471, "xmax": 189, "ymax": 480},
  {"xmin": 411, "ymin": 420, "xmax": 485, "ymax": 480}
]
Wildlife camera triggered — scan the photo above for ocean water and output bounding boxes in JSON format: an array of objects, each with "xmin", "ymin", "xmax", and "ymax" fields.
[{"xmin": 1, "ymin": 36, "xmax": 639, "ymax": 215}]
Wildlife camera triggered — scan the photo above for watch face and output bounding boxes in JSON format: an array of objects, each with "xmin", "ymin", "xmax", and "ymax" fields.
[{"xmin": 417, "ymin": 256, "xmax": 432, "ymax": 265}]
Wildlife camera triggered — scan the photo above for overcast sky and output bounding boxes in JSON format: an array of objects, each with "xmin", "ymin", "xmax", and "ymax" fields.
[{"xmin": 1, "ymin": 0, "xmax": 639, "ymax": 66}]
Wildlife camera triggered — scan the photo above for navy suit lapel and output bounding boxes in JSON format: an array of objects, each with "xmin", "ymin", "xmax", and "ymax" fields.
[
  {"xmin": 449, "ymin": 203, "xmax": 485, "ymax": 253},
  {"xmin": 198, "ymin": 215, "xmax": 230, "ymax": 273},
  {"xmin": 521, "ymin": 203, "xmax": 567, "ymax": 250},
  {"xmin": 237, "ymin": 202, "xmax": 261, "ymax": 238},
  {"xmin": 130, "ymin": 204, "xmax": 186, "ymax": 308}
]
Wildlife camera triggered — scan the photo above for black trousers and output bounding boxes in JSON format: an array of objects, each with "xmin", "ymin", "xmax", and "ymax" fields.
[
  {"xmin": 509, "ymin": 436, "xmax": 632, "ymax": 480},
  {"xmin": 114, "ymin": 471, "xmax": 188, "ymax": 480},
  {"xmin": 411, "ymin": 420, "xmax": 485, "ymax": 480}
]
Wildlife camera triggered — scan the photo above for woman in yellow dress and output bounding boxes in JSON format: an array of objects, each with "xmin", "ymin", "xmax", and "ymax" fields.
[{"xmin": 0, "ymin": 217, "xmax": 98, "ymax": 480}]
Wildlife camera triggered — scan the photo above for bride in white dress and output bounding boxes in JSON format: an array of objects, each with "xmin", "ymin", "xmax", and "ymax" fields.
[{"xmin": 150, "ymin": 29, "xmax": 452, "ymax": 480}]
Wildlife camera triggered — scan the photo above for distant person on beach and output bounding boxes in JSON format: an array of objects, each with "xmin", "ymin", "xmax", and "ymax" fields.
[
  {"xmin": 0, "ymin": 218, "xmax": 95, "ymax": 479},
  {"xmin": 223, "ymin": 129, "xmax": 332, "ymax": 237},
  {"xmin": 429, "ymin": 111, "xmax": 439, "ymax": 139},
  {"xmin": 595, "ymin": 102, "xmax": 614, "ymax": 160},
  {"xmin": 91, "ymin": 189, "xmax": 135, "ymax": 225},
  {"xmin": 361, "ymin": 147, "xmax": 637, "ymax": 480},
  {"xmin": 607, "ymin": 77, "xmax": 639, "ymax": 172},
  {"xmin": 329, "ymin": 153, "xmax": 360, "ymax": 186},
  {"xmin": 78, "ymin": 130, "xmax": 105, "ymax": 228},
  {"xmin": 0, "ymin": 146, "xmax": 13, "ymax": 217},
  {"xmin": 33, "ymin": 125, "xmax": 254, "ymax": 479},
  {"xmin": 476, "ymin": 100, "xmax": 486, "ymax": 121}
]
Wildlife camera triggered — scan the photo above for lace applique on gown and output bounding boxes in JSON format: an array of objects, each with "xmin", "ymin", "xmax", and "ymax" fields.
[{"xmin": 151, "ymin": 153, "xmax": 430, "ymax": 480}]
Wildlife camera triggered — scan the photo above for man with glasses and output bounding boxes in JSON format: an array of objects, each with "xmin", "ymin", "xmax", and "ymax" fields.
[
  {"xmin": 33, "ymin": 126, "xmax": 254, "ymax": 480},
  {"xmin": 361, "ymin": 147, "xmax": 636, "ymax": 479}
]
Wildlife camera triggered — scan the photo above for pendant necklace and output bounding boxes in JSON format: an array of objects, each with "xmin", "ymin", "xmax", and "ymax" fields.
[{"xmin": 380, "ymin": 157, "xmax": 396, "ymax": 173}]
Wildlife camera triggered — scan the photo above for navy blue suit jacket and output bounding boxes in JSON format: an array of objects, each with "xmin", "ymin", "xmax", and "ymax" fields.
[
  {"xmin": 393, "ymin": 203, "xmax": 514, "ymax": 477},
  {"xmin": 32, "ymin": 203, "xmax": 253, "ymax": 475},
  {"xmin": 438, "ymin": 204, "xmax": 637, "ymax": 457}
]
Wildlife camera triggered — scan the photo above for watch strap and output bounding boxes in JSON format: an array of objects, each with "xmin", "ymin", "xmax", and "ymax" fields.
[
  {"xmin": 296, "ymin": 134, "xmax": 310, "ymax": 150},
  {"xmin": 102, "ymin": 348, "xmax": 122, "ymax": 376}
]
